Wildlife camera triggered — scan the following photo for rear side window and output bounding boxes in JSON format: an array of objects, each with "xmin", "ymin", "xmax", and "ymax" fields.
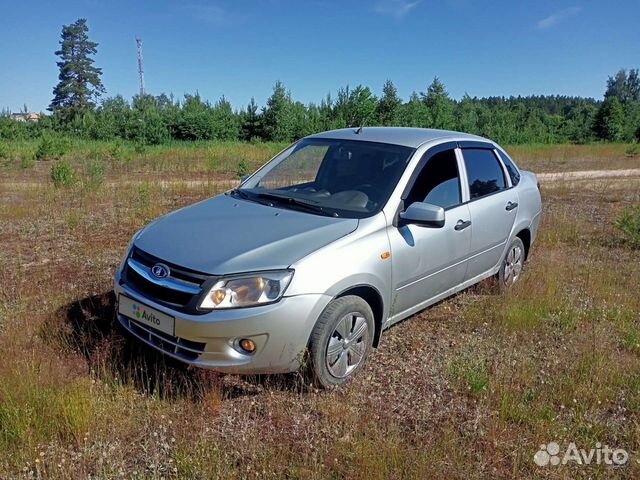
[
  {"xmin": 496, "ymin": 149, "xmax": 521, "ymax": 186},
  {"xmin": 462, "ymin": 149, "xmax": 506, "ymax": 199}
]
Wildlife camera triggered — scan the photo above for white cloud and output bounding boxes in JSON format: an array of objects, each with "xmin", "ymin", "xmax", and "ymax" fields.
[
  {"xmin": 184, "ymin": 3, "xmax": 227, "ymax": 25},
  {"xmin": 374, "ymin": 0, "xmax": 421, "ymax": 19},
  {"xmin": 537, "ymin": 6, "xmax": 582, "ymax": 30}
]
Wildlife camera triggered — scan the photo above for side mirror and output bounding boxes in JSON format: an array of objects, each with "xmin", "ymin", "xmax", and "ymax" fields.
[{"xmin": 399, "ymin": 202, "xmax": 445, "ymax": 228}]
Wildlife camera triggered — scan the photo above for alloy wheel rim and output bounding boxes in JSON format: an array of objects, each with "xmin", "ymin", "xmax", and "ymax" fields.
[
  {"xmin": 503, "ymin": 244, "xmax": 523, "ymax": 286},
  {"xmin": 326, "ymin": 312, "xmax": 369, "ymax": 378}
]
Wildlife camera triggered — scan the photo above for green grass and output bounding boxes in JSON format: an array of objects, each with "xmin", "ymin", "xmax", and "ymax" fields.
[
  {"xmin": 0, "ymin": 359, "xmax": 96, "ymax": 454},
  {"xmin": 0, "ymin": 139, "xmax": 288, "ymax": 179},
  {"xmin": 1, "ymin": 140, "xmax": 638, "ymax": 184},
  {"xmin": 51, "ymin": 158, "xmax": 77, "ymax": 187},
  {"xmin": 616, "ymin": 205, "xmax": 640, "ymax": 248},
  {"xmin": 447, "ymin": 351, "xmax": 490, "ymax": 395}
]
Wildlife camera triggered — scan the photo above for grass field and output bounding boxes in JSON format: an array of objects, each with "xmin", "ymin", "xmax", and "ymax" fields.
[
  {"xmin": 0, "ymin": 144, "xmax": 639, "ymax": 478},
  {"xmin": 0, "ymin": 139, "xmax": 638, "ymax": 185}
]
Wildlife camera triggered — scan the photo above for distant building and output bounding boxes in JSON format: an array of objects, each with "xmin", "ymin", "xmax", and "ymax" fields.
[{"xmin": 11, "ymin": 112, "xmax": 41, "ymax": 122}]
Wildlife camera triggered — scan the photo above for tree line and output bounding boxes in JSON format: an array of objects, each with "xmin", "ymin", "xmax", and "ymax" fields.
[{"xmin": 1, "ymin": 18, "xmax": 639, "ymax": 146}]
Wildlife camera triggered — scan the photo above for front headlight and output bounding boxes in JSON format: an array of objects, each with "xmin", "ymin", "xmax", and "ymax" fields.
[{"xmin": 199, "ymin": 270, "xmax": 294, "ymax": 310}]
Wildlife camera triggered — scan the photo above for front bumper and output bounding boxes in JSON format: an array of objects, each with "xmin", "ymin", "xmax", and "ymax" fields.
[{"xmin": 114, "ymin": 275, "xmax": 331, "ymax": 374}]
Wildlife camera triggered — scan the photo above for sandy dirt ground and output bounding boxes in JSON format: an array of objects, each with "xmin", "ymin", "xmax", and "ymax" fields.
[
  {"xmin": 1, "ymin": 168, "xmax": 639, "ymax": 190},
  {"xmin": 537, "ymin": 168, "xmax": 640, "ymax": 182}
]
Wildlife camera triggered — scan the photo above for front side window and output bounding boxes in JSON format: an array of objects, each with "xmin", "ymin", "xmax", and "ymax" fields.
[
  {"xmin": 239, "ymin": 139, "xmax": 414, "ymax": 218},
  {"xmin": 462, "ymin": 149, "xmax": 507, "ymax": 200},
  {"xmin": 405, "ymin": 148, "xmax": 461, "ymax": 209}
]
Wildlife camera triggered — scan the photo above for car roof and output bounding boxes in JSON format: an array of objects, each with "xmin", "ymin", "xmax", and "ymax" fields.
[{"xmin": 306, "ymin": 127, "xmax": 490, "ymax": 148}]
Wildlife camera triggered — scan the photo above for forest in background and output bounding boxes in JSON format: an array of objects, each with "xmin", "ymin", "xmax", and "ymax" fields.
[{"xmin": 1, "ymin": 18, "xmax": 640, "ymax": 147}]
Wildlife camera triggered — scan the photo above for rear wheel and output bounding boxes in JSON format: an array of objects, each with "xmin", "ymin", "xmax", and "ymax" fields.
[
  {"xmin": 309, "ymin": 296, "xmax": 374, "ymax": 388},
  {"xmin": 499, "ymin": 237, "xmax": 525, "ymax": 290}
]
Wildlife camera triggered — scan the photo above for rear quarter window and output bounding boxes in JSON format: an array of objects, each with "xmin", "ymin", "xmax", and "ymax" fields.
[{"xmin": 496, "ymin": 149, "xmax": 521, "ymax": 186}]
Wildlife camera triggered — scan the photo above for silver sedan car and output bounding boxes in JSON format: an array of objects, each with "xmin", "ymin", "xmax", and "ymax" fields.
[{"xmin": 114, "ymin": 128, "xmax": 542, "ymax": 387}]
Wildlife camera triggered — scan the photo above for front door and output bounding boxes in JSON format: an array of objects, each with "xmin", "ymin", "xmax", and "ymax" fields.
[{"xmin": 388, "ymin": 146, "xmax": 472, "ymax": 319}]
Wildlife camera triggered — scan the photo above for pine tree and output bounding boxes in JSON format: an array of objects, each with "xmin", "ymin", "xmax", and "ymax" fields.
[
  {"xmin": 211, "ymin": 96, "xmax": 239, "ymax": 140},
  {"xmin": 94, "ymin": 95, "xmax": 130, "ymax": 140},
  {"xmin": 241, "ymin": 98, "xmax": 263, "ymax": 141},
  {"xmin": 49, "ymin": 19, "xmax": 105, "ymax": 122},
  {"xmin": 263, "ymin": 81, "xmax": 294, "ymax": 142},
  {"xmin": 422, "ymin": 78, "xmax": 454, "ymax": 130},
  {"xmin": 333, "ymin": 86, "xmax": 351, "ymax": 128},
  {"xmin": 345, "ymin": 85, "xmax": 377, "ymax": 127},
  {"xmin": 318, "ymin": 94, "xmax": 335, "ymax": 130},
  {"xmin": 376, "ymin": 80, "xmax": 402, "ymax": 126},
  {"xmin": 177, "ymin": 94, "xmax": 213, "ymax": 140},
  {"xmin": 565, "ymin": 102, "xmax": 596, "ymax": 144},
  {"xmin": 291, "ymin": 101, "xmax": 312, "ymax": 139},
  {"xmin": 456, "ymin": 94, "xmax": 479, "ymax": 133},
  {"xmin": 400, "ymin": 92, "xmax": 430, "ymax": 127},
  {"xmin": 594, "ymin": 97, "xmax": 625, "ymax": 141}
]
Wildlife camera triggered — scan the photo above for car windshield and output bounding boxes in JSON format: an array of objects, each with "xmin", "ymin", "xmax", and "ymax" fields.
[{"xmin": 237, "ymin": 138, "xmax": 414, "ymax": 218}]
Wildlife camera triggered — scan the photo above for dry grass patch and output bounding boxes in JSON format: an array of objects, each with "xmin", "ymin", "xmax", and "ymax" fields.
[
  {"xmin": 0, "ymin": 163, "xmax": 639, "ymax": 478},
  {"xmin": 510, "ymin": 143, "xmax": 640, "ymax": 172}
]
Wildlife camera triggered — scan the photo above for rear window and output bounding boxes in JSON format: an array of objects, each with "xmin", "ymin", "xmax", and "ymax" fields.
[{"xmin": 462, "ymin": 149, "xmax": 507, "ymax": 199}]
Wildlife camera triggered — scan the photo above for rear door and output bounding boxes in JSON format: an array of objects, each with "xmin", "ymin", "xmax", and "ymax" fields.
[{"xmin": 459, "ymin": 143, "xmax": 518, "ymax": 279}]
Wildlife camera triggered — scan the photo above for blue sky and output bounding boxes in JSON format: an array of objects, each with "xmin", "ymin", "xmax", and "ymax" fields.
[{"xmin": 1, "ymin": 0, "xmax": 638, "ymax": 112}]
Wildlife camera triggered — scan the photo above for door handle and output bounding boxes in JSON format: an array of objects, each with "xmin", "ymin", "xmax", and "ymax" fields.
[
  {"xmin": 454, "ymin": 219, "xmax": 472, "ymax": 231},
  {"xmin": 505, "ymin": 201, "xmax": 518, "ymax": 211}
]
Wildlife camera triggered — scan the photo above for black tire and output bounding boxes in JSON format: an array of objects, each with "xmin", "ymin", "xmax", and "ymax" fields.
[
  {"xmin": 498, "ymin": 236, "xmax": 526, "ymax": 291},
  {"xmin": 309, "ymin": 295, "xmax": 374, "ymax": 388}
]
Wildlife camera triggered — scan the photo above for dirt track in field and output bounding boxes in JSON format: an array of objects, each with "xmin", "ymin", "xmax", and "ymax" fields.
[
  {"xmin": 1, "ymin": 168, "xmax": 639, "ymax": 190},
  {"xmin": 536, "ymin": 168, "xmax": 640, "ymax": 182}
]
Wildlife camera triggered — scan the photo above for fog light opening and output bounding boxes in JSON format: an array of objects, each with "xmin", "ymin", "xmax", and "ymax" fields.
[{"xmin": 238, "ymin": 338, "xmax": 257, "ymax": 354}]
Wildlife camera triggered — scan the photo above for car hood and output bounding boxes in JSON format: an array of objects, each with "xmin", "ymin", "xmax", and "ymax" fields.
[{"xmin": 134, "ymin": 193, "xmax": 358, "ymax": 275}]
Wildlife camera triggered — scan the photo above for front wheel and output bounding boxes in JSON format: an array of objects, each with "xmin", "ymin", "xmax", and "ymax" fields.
[
  {"xmin": 498, "ymin": 236, "xmax": 525, "ymax": 290},
  {"xmin": 308, "ymin": 296, "xmax": 374, "ymax": 388}
]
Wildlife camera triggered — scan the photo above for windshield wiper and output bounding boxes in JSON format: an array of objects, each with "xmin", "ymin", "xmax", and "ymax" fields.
[
  {"xmin": 254, "ymin": 191, "xmax": 338, "ymax": 217},
  {"xmin": 228, "ymin": 188, "xmax": 275, "ymax": 207},
  {"xmin": 228, "ymin": 188, "xmax": 250, "ymax": 199}
]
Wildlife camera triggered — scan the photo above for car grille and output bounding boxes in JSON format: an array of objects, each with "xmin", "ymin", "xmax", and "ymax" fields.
[
  {"xmin": 120, "ymin": 246, "xmax": 214, "ymax": 315},
  {"xmin": 120, "ymin": 315, "xmax": 206, "ymax": 361}
]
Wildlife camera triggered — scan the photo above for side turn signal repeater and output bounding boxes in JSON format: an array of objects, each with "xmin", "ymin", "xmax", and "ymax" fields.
[{"xmin": 380, "ymin": 251, "xmax": 391, "ymax": 260}]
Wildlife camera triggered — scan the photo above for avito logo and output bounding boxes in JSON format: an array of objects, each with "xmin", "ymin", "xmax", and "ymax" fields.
[
  {"xmin": 132, "ymin": 303, "xmax": 161, "ymax": 326},
  {"xmin": 534, "ymin": 441, "xmax": 629, "ymax": 467},
  {"xmin": 141, "ymin": 310, "xmax": 161, "ymax": 326}
]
